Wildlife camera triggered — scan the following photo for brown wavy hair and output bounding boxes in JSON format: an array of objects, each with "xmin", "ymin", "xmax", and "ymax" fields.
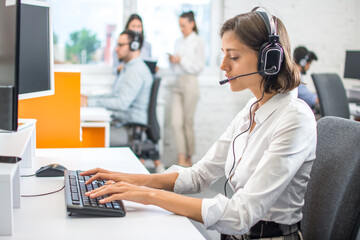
[{"xmin": 220, "ymin": 11, "xmax": 300, "ymax": 93}]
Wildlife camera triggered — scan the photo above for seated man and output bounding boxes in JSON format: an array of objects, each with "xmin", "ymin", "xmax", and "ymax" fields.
[
  {"xmin": 82, "ymin": 30, "xmax": 152, "ymax": 147},
  {"xmin": 293, "ymin": 46, "xmax": 319, "ymax": 110}
]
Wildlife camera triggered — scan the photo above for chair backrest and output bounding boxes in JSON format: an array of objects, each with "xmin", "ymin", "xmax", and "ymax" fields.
[
  {"xmin": 311, "ymin": 73, "xmax": 350, "ymax": 119},
  {"xmin": 146, "ymin": 76, "xmax": 161, "ymax": 143},
  {"xmin": 302, "ymin": 116, "xmax": 360, "ymax": 240}
]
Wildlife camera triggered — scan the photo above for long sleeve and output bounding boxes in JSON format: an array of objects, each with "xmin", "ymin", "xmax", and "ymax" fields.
[
  {"xmin": 165, "ymin": 115, "xmax": 239, "ymax": 193},
  {"xmin": 173, "ymin": 32, "xmax": 205, "ymax": 75},
  {"xmin": 166, "ymin": 93, "xmax": 317, "ymax": 236},
  {"xmin": 297, "ymin": 83, "xmax": 317, "ymax": 108},
  {"xmin": 202, "ymin": 107, "xmax": 316, "ymax": 235},
  {"xmin": 88, "ymin": 57, "xmax": 153, "ymax": 124},
  {"xmin": 88, "ymin": 71, "xmax": 143, "ymax": 112}
]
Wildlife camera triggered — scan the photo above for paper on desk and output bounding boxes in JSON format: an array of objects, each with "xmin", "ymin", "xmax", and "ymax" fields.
[{"xmin": 0, "ymin": 125, "xmax": 34, "ymax": 158}]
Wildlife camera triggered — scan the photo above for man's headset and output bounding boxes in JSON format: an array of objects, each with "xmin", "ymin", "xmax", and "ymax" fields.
[
  {"xmin": 299, "ymin": 52, "xmax": 310, "ymax": 67},
  {"xmin": 129, "ymin": 32, "xmax": 141, "ymax": 51}
]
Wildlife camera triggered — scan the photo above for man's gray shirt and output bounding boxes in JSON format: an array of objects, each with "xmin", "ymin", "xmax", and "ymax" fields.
[{"xmin": 88, "ymin": 57, "xmax": 153, "ymax": 125}]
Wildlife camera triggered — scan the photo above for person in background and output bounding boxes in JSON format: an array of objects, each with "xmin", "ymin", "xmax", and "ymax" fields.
[
  {"xmin": 82, "ymin": 30, "xmax": 151, "ymax": 139},
  {"xmin": 81, "ymin": 7, "xmax": 316, "ymax": 239},
  {"xmin": 82, "ymin": 29, "xmax": 165, "ymax": 173},
  {"xmin": 114, "ymin": 13, "xmax": 152, "ymax": 74},
  {"xmin": 293, "ymin": 46, "xmax": 319, "ymax": 109},
  {"xmin": 169, "ymin": 11, "xmax": 205, "ymax": 167}
]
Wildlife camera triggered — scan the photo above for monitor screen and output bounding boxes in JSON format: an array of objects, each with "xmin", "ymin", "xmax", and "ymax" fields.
[
  {"xmin": 344, "ymin": 50, "xmax": 360, "ymax": 79},
  {"xmin": 0, "ymin": 0, "xmax": 20, "ymax": 131},
  {"xmin": 18, "ymin": 0, "xmax": 54, "ymax": 100}
]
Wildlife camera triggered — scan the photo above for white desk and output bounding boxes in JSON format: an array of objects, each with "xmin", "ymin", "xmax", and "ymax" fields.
[
  {"xmin": 80, "ymin": 107, "xmax": 111, "ymax": 147},
  {"xmin": 1, "ymin": 148, "xmax": 204, "ymax": 240}
]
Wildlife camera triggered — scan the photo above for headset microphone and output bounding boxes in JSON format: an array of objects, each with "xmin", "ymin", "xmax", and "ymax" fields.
[{"xmin": 219, "ymin": 66, "xmax": 277, "ymax": 85}]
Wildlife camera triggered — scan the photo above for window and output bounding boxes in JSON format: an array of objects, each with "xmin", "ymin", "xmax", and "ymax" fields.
[{"xmin": 52, "ymin": 0, "xmax": 123, "ymax": 65}]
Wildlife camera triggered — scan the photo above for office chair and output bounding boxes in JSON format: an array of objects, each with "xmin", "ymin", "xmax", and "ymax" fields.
[
  {"xmin": 302, "ymin": 116, "xmax": 360, "ymax": 240},
  {"xmin": 126, "ymin": 76, "xmax": 161, "ymax": 160},
  {"xmin": 311, "ymin": 73, "xmax": 350, "ymax": 119}
]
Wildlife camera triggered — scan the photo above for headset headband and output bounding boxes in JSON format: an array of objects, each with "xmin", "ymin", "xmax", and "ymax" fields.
[{"xmin": 252, "ymin": 7, "xmax": 277, "ymax": 36}]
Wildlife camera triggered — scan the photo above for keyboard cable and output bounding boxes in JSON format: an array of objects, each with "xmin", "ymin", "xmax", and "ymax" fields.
[
  {"xmin": 21, "ymin": 185, "xmax": 65, "ymax": 197},
  {"xmin": 20, "ymin": 172, "xmax": 65, "ymax": 197}
]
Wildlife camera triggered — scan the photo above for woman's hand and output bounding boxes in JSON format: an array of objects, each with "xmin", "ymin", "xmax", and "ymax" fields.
[
  {"xmin": 81, "ymin": 168, "xmax": 179, "ymax": 192},
  {"xmin": 169, "ymin": 54, "xmax": 181, "ymax": 64},
  {"xmin": 80, "ymin": 168, "xmax": 142, "ymax": 186},
  {"xmin": 85, "ymin": 181, "xmax": 155, "ymax": 205},
  {"xmin": 80, "ymin": 95, "xmax": 88, "ymax": 107},
  {"xmin": 85, "ymin": 180, "xmax": 204, "ymax": 223}
]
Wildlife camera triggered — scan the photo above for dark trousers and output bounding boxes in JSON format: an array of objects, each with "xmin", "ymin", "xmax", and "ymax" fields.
[{"xmin": 221, "ymin": 221, "xmax": 301, "ymax": 240}]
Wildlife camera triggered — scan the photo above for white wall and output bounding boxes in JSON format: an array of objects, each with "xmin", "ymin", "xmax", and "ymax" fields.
[{"xmin": 223, "ymin": 0, "xmax": 360, "ymax": 88}]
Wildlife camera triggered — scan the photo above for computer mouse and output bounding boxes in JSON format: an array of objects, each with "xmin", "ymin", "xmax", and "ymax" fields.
[{"xmin": 35, "ymin": 164, "xmax": 67, "ymax": 177}]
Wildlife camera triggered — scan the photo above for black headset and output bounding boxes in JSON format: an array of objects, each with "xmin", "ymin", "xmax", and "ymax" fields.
[
  {"xmin": 299, "ymin": 52, "xmax": 310, "ymax": 67},
  {"xmin": 252, "ymin": 7, "xmax": 284, "ymax": 78},
  {"xmin": 129, "ymin": 32, "xmax": 141, "ymax": 51}
]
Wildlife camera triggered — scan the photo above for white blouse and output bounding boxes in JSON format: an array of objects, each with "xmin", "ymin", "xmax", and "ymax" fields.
[
  {"xmin": 166, "ymin": 92, "xmax": 317, "ymax": 236},
  {"xmin": 172, "ymin": 31, "xmax": 205, "ymax": 75}
]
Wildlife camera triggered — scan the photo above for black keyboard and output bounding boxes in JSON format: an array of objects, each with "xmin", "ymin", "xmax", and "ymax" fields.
[{"xmin": 64, "ymin": 170, "xmax": 126, "ymax": 217}]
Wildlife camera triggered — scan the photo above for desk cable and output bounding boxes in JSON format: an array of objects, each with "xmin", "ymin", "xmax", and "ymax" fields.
[
  {"xmin": 21, "ymin": 185, "xmax": 65, "ymax": 197},
  {"xmin": 20, "ymin": 173, "xmax": 65, "ymax": 197}
]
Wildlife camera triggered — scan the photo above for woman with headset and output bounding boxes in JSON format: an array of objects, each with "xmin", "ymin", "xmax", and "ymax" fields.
[
  {"xmin": 169, "ymin": 11, "xmax": 206, "ymax": 167},
  {"xmin": 82, "ymin": 7, "xmax": 316, "ymax": 240}
]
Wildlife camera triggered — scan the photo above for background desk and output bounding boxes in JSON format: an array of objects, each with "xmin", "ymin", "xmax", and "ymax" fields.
[
  {"xmin": 80, "ymin": 107, "xmax": 111, "ymax": 148},
  {"xmin": 2, "ymin": 148, "xmax": 204, "ymax": 240}
]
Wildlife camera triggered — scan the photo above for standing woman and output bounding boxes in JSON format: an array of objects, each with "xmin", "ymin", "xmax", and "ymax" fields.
[
  {"xmin": 169, "ymin": 11, "xmax": 205, "ymax": 167},
  {"xmin": 114, "ymin": 13, "xmax": 152, "ymax": 74}
]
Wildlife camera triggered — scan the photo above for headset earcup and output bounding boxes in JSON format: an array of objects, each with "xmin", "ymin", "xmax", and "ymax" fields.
[
  {"xmin": 299, "ymin": 58, "xmax": 307, "ymax": 67},
  {"xmin": 258, "ymin": 42, "xmax": 269, "ymax": 77},
  {"xmin": 130, "ymin": 40, "xmax": 140, "ymax": 51},
  {"xmin": 258, "ymin": 42, "xmax": 283, "ymax": 77}
]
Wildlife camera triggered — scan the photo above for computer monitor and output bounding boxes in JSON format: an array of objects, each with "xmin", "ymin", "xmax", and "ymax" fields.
[
  {"xmin": 344, "ymin": 50, "xmax": 360, "ymax": 80},
  {"xmin": 18, "ymin": 0, "xmax": 54, "ymax": 100},
  {"xmin": 0, "ymin": 0, "xmax": 20, "ymax": 132}
]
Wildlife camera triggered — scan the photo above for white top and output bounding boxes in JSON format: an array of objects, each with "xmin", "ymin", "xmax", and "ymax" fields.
[
  {"xmin": 172, "ymin": 32, "xmax": 205, "ymax": 75},
  {"xmin": 166, "ymin": 92, "xmax": 317, "ymax": 236}
]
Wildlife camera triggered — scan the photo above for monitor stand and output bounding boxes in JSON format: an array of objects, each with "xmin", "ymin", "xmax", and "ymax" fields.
[
  {"xmin": 0, "ymin": 119, "xmax": 36, "ymax": 236},
  {"xmin": 0, "ymin": 119, "xmax": 36, "ymax": 167}
]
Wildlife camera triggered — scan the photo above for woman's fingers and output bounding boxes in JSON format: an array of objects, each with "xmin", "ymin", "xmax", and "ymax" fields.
[
  {"xmin": 85, "ymin": 173, "xmax": 115, "ymax": 185},
  {"xmin": 99, "ymin": 194, "xmax": 120, "ymax": 204},
  {"xmin": 88, "ymin": 184, "xmax": 124, "ymax": 199},
  {"xmin": 80, "ymin": 168, "xmax": 107, "ymax": 176}
]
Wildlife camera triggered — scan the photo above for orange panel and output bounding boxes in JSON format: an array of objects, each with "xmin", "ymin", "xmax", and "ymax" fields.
[
  {"xmin": 81, "ymin": 127, "xmax": 105, "ymax": 148},
  {"xmin": 18, "ymin": 72, "xmax": 81, "ymax": 148}
]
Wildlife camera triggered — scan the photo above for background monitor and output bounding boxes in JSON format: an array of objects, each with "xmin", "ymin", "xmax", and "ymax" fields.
[
  {"xmin": 18, "ymin": 0, "xmax": 54, "ymax": 100},
  {"xmin": 344, "ymin": 50, "xmax": 360, "ymax": 80},
  {"xmin": 0, "ymin": 0, "xmax": 20, "ymax": 131}
]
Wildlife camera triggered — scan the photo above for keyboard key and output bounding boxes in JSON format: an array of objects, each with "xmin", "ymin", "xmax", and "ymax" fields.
[
  {"xmin": 71, "ymin": 193, "xmax": 79, "ymax": 201},
  {"xmin": 70, "ymin": 179, "xmax": 77, "ymax": 186},
  {"xmin": 70, "ymin": 186, "xmax": 78, "ymax": 193}
]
